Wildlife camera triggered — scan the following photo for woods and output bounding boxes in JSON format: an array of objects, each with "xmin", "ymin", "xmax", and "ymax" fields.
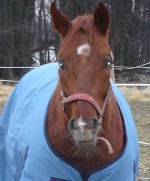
[{"xmin": 0, "ymin": 0, "xmax": 149, "ymax": 79}]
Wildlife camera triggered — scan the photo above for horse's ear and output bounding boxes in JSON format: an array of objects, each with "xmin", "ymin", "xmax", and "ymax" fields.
[
  {"xmin": 50, "ymin": 3, "xmax": 70, "ymax": 38},
  {"xmin": 94, "ymin": 2, "xmax": 110, "ymax": 35}
]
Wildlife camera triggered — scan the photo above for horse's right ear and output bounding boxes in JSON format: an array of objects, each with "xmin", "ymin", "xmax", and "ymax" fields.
[
  {"xmin": 50, "ymin": 3, "xmax": 70, "ymax": 38},
  {"xmin": 94, "ymin": 2, "xmax": 110, "ymax": 36}
]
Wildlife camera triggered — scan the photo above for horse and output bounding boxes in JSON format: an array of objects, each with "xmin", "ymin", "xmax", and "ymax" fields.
[{"xmin": 0, "ymin": 2, "xmax": 139, "ymax": 181}]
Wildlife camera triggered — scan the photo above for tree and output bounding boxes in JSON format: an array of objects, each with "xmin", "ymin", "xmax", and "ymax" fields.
[
  {"xmin": 0, "ymin": 0, "xmax": 35, "ymax": 79},
  {"xmin": 31, "ymin": 0, "xmax": 56, "ymax": 65},
  {"xmin": 0, "ymin": 0, "xmax": 149, "ymax": 80}
]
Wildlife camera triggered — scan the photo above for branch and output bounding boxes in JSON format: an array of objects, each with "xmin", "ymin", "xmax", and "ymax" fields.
[{"xmin": 30, "ymin": 38, "xmax": 55, "ymax": 53}]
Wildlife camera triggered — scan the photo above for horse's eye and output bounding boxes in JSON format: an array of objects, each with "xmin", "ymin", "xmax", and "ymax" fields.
[
  {"xmin": 104, "ymin": 59, "xmax": 111, "ymax": 68},
  {"xmin": 58, "ymin": 61, "xmax": 65, "ymax": 69}
]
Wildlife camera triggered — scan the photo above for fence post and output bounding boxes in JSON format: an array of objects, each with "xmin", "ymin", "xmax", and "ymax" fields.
[{"xmin": 110, "ymin": 64, "xmax": 115, "ymax": 82}]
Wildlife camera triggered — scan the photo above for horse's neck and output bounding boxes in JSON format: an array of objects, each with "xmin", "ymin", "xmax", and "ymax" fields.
[
  {"xmin": 101, "ymin": 94, "xmax": 125, "ymax": 154},
  {"xmin": 46, "ymin": 88, "xmax": 125, "ymax": 173}
]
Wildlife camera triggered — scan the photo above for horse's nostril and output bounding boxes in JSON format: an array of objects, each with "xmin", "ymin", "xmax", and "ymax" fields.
[
  {"xmin": 92, "ymin": 118, "xmax": 99, "ymax": 129},
  {"xmin": 68, "ymin": 118, "xmax": 76, "ymax": 130}
]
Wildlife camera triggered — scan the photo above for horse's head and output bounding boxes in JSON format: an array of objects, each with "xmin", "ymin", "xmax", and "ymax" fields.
[{"xmin": 50, "ymin": 3, "xmax": 113, "ymax": 151}]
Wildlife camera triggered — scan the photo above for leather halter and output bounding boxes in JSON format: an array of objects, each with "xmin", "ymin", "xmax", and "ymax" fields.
[
  {"xmin": 60, "ymin": 85, "xmax": 114, "ymax": 154},
  {"xmin": 60, "ymin": 85, "xmax": 112, "ymax": 122}
]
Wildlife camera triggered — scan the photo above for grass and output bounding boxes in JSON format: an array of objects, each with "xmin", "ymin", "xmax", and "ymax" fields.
[
  {"xmin": 120, "ymin": 86, "xmax": 150, "ymax": 179},
  {"xmin": 0, "ymin": 83, "xmax": 150, "ymax": 179},
  {"xmin": 0, "ymin": 83, "xmax": 14, "ymax": 113}
]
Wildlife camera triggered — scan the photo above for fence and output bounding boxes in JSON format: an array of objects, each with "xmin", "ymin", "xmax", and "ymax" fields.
[
  {"xmin": 0, "ymin": 64, "xmax": 150, "ymax": 180},
  {"xmin": 0, "ymin": 63, "xmax": 150, "ymax": 84}
]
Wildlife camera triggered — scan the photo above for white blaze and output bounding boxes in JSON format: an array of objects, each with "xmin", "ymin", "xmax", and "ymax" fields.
[{"xmin": 77, "ymin": 43, "xmax": 91, "ymax": 57}]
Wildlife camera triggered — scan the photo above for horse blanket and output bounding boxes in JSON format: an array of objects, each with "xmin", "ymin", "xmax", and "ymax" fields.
[{"xmin": 0, "ymin": 63, "xmax": 139, "ymax": 181}]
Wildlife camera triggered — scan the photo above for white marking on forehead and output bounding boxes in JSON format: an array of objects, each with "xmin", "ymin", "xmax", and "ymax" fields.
[{"xmin": 77, "ymin": 43, "xmax": 91, "ymax": 57}]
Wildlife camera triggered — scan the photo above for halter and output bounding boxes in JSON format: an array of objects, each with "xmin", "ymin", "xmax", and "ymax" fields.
[
  {"xmin": 60, "ymin": 84, "xmax": 113, "ymax": 154},
  {"xmin": 60, "ymin": 85, "xmax": 112, "ymax": 123}
]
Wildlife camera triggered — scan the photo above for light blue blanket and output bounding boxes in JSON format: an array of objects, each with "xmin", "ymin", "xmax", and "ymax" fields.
[{"xmin": 0, "ymin": 63, "xmax": 139, "ymax": 181}]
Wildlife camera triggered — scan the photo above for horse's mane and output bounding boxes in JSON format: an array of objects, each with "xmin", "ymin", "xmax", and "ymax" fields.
[{"xmin": 58, "ymin": 15, "xmax": 109, "ymax": 56}]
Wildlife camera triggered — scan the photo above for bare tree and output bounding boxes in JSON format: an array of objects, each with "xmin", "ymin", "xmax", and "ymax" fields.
[
  {"xmin": 0, "ymin": 0, "xmax": 149, "ymax": 80},
  {"xmin": 0, "ymin": 0, "xmax": 35, "ymax": 79}
]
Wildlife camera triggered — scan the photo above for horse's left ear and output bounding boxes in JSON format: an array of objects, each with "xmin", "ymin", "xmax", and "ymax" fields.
[
  {"xmin": 94, "ymin": 2, "xmax": 110, "ymax": 36},
  {"xmin": 50, "ymin": 3, "xmax": 70, "ymax": 38}
]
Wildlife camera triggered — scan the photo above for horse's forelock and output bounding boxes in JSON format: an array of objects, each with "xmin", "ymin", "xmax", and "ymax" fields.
[
  {"xmin": 58, "ymin": 15, "xmax": 100, "ymax": 55},
  {"xmin": 58, "ymin": 15, "xmax": 109, "ymax": 56}
]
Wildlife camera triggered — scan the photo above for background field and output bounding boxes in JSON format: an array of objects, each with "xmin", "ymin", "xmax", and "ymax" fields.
[{"xmin": 0, "ymin": 83, "xmax": 150, "ymax": 180}]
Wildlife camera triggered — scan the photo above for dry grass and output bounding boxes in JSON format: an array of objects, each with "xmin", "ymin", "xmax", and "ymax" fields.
[
  {"xmin": 120, "ymin": 86, "xmax": 150, "ymax": 180},
  {"xmin": 120, "ymin": 86, "xmax": 150, "ymax": 102},
  {"xmin": 0, "ymin": 83, "xmax": 14, "ymax": 113},
  {"xmin": 0, "ymin": 83, "xmax": 150, "ymax": 179}
]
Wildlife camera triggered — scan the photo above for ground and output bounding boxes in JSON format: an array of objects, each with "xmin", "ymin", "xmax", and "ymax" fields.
[
  {"xmin": 120, "ymin": 86, "xmax": 150, "ymax": 180},
  {"xmin": 0, "ymin": 76, "xmax": 150, "ymax": 180}
]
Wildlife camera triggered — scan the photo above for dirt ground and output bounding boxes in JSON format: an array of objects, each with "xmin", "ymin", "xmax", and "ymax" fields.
[{"xmin": 0, "ymin": 80, "xmax": 150, "ymax": 180}]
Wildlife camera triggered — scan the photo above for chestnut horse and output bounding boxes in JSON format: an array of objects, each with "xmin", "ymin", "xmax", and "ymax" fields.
[
  {"xmin": 0, "ymin": 2, "xmax": 139, "ymax": 181},
  {"xmin": 47, "ymin": 2, "xmax": 123, "ymax": 172},
  {"xmin": 47, "ymin": 1, "xmax": 139, "ymax": 176}
]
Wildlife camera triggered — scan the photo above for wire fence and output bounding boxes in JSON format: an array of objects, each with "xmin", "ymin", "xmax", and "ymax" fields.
[
  {"xmin": 114, "ymin": 62, "xmax": 150, "ymax": 70},
  {"xmin": 0, "ymin": 62, "xmax": 150, "ymax": 84}
]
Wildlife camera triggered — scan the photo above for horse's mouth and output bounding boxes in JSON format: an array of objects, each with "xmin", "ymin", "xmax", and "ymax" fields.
[{"xmin": 76, "ymin": 139, "xmax": 96, "ymax": 149}]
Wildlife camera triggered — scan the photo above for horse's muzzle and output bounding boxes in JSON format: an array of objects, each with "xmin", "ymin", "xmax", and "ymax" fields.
[{"xmin": 68, "ymin": 116, "xmax": 101, "ymax": 149}]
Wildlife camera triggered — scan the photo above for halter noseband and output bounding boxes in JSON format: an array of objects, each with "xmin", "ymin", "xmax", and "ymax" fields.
[{"xmin": 60, "ymin": 85, "xmax": 112, "ymax": 122}]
